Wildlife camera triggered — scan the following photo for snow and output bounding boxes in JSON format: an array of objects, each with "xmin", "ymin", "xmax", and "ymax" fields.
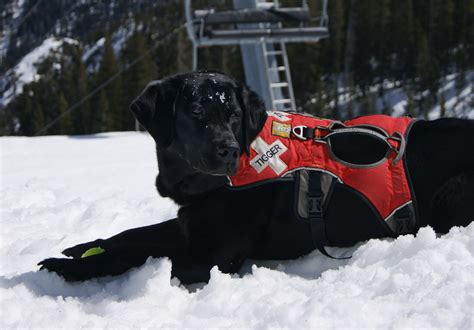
[
  {"xmin": 323, "ymin": 71, "xmax": 474, "ymax": 119},
  {"xmin": 82, "ymin": 23, "xmax": 135, "ymax": 72},
  {"xmin": 427, "ymin": 73, "xmax": 474, "ymax": 120},
  {"xmin": 391, "ymin": 72, "xmax": 474, "ymax": 119},
  {"xmin": 216, "ymin": 91, "xmax": 226, "ymax": 104},
  {"xmin": 11, "ymin": 0, "xmax": 25, "ymax": 19},
  {"xmin": 82, "ymin": 37, "xmax": 105, "ymax": 63},
  {"xmin": 1, "ymin": 132, "xmax": 473, "ymax": 328},
  {"xmin": 1, "ymin": 37, "xmax": 78, "ymax": 106}
]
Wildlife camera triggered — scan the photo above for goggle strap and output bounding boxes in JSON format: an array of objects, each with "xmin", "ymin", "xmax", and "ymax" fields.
[{"xmin": 390, "ymin": 132, "xmax": 406, "ymax": 165}]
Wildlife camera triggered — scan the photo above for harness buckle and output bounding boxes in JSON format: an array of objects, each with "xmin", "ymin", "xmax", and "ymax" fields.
[
  {"xmin": 394, "ymin": 209, "xmax": 414, "ymax": 234},
  {"xmin": 292, "ymin": 125, "xmax": 309, "ymax": 140},
  {"xmin": 308, "ymin": 195, "xmax": 323, "ymax": 218}
]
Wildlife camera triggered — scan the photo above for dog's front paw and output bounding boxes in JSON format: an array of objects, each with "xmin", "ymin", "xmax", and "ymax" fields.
[
  {"xmin": 38, "ymin": 247, "xmax": 144, "ymax": 282},
  {"xmin": 38, "ymin": 257, "xmax": 109, "ymax": 282},
  {"xmin": 38, "ymin": 258, "xmax": 85, "ymax": 281}
]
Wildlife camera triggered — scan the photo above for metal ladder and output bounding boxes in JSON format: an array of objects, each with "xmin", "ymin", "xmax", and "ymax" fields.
[{"xmin": 257, "ymin": 0, "xmax": 297, "ymax": 111}]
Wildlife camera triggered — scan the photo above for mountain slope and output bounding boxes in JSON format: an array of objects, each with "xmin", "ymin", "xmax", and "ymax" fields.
[{"xmin": 1, "ymin": 0, "xmax": 473, "ymax": 136}]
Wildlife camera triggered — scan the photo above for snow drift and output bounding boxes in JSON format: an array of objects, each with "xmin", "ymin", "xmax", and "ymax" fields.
[{"xmin": 0, "ymin": 133, "xmax": 473, "ymax": 328}]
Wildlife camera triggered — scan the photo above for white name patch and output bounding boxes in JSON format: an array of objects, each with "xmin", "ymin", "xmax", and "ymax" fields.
[{"xmin": 250, "ymin": 137, "xmax": 288, "ymax": 175}]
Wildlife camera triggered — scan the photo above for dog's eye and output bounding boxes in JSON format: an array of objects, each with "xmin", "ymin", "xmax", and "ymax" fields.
[{"xmin": 192, "ymin": 106, "xmax": 203, "ymax": 116}]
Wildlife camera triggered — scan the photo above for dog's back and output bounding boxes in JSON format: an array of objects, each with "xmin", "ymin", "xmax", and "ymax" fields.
[{"xmin": 407, "ymin": 118, "xmax": 474, "ymax": 232}]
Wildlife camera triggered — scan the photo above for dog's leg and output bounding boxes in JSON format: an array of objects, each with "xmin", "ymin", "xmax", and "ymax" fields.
[
  {"xmin": 39, "ymin": 245, "xmax": 214, "ymax": 283},
  {"xmin": 430, "ymin": 171, "xmax": 474, "ymax": 234},
  {"xmin": 62, "ymin": 218, "xmax": 180, "ymax": 258},
  {"xmin": 39, "ymin": 218, "xmax": 215, "ymax": 283}
]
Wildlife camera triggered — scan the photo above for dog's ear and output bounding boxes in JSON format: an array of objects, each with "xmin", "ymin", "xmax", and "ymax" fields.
[
  {"xmin": 130, "ymin": 78, "xmax": 181, "ymax": 148},
  {"xmin": 237, "ymin": 84, "xmax": 268, "ymax": 155}
]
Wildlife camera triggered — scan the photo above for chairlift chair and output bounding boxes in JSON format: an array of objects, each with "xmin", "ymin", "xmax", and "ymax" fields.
[{"xmin": 185, "ymin": 0, "xmax": 329, "ymax": 111}]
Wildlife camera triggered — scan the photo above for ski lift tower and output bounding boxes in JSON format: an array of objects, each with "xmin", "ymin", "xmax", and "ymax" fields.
[{"xmin": 185, "ymin": 0, "xmax": 329, "ymax": 111}]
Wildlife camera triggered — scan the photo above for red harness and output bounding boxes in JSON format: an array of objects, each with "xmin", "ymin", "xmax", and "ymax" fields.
[{"xmin": 228, "ymin": 112, "xmax": 417, "ymax": 248}]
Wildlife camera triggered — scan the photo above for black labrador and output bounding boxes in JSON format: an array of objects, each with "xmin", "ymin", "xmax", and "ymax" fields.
[{"xmin": 39, "ymin": 71, "xmax": 474, "ymax": 284}]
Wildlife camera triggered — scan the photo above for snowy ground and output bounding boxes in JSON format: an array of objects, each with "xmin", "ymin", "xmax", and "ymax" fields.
[{"xmin": 1, "ymin": 133, "xmax": 473, "ymax": 328}]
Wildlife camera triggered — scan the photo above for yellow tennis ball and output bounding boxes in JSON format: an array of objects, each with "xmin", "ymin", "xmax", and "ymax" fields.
[{"xmin": 81, "ymin": 246, "xmax": 105, "ymax": 258}]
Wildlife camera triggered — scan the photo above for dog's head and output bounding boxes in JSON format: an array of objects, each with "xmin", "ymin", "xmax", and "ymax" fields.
[{"xmin": 130, "ymin": 71, "xmax": 267, "ymax": 176}]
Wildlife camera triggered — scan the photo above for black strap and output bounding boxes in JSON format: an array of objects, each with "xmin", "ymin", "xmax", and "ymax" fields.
[
  {"xmin": 301, "ymin": 127, "xmax": 315, "ymax": 139},
  {"xmin": 394, "ymin": 207, "xmax": 415, "ymax": 234},
  {"xmin": 307, "ymin": 171, "xmax": 351, "ymax": 260}
]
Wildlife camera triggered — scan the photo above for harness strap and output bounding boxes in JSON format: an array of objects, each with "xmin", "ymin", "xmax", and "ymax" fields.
[{"xmin": 307, "ymin": 171, "xmax": 351, "ymax": 260}]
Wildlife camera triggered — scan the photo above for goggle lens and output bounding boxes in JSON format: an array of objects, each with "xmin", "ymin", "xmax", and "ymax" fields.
[{"xmin": 326, "ymin": 131, "xmax": 392, "ymax": 168}]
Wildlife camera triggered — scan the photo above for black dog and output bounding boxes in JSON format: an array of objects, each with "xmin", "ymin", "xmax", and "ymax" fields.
[{"xmin": 39, "ymin": 71, "xmax": 474, "ymax": 284}]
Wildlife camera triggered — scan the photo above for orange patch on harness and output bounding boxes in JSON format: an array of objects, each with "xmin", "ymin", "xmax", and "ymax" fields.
[{"xmin": 271, "ymin": 121, "xmax": 291, "ymax": 138}]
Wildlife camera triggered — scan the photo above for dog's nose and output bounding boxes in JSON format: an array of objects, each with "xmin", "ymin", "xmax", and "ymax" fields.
[{"xmin": 217, "ymin": 144, "xmax": 239, "ymax": 162}]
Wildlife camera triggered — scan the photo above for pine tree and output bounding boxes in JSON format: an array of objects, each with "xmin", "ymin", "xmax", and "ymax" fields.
[
  {"xmin": 390, "ymin": 0, "xmax": 416, "ymax": 82},
  {"xmin": 405, "ymin": 89, "xmax": 417, "ymax": 117},
  {"xmin": 98, "ymin": 90, "xmax": 111, "ymax": 132},
  {"xmin": 360, "ymin": 93, "xmax": 375, "ymax": 115},
  {"xmin": 177, "ymin": 28, "xmax": 191, "ymax": 73},
  {"xmin": 415, "ymin": 26, "xmax": 438, "ymax": 98},
  {"xmin": 0, "ymin": 106, "xmax": 13, "ymax": 135},
  {"xmin": 34, "ymin": 76, "xmax": 58, "ymax": 135},
  {"xmin": 344, "ymin": 0, "xmax": 357, "ymax": 107},
  {"xmin": 121, "ymin": 31, "xmax": 157, "ymax": 130},
  {"xmin": 439, "ymin": 92, "xmax": 447, "ymax": 118},
  {"xmin": 303, "ymin": 80, "xmax": 329, "ymax": 118},
  {"xmin": 57, "ymin": 92, "xmax": 72, "ymax": 134},
  {"xmin": 88, "ymin": 98, "xmax": 102, "ymax": 134},
  {"xmin": 455, "ymin": 71, "xmax": 466, "ymax": 109},
  {"xmin": 326, "ymin": 0, "xmax": 344, "ymax": 118},
  {"xmin": 288, "ymin": 42, "xmax": 321, "ymax": 113},
  {"xmin": 352, "ymin": 0, "xmax": 379, "ymax": 90},
  {"xmin": 67, "ymin": 47, "xmax": 90, "ymax": 135},
  {"xmin": 97, "ymin": 33, "xmax": 121, "ymax": 132},
  {"xmin": 18, "ymin": 92, "xmax": 34, "ymax": 136},
  {"xmin": 32, "ymin": 103, "xmax": 45, "ymax": 136},
  {"xmin": 430, "ymin": 0, "xmax": 455, "ymax": 71},
  {"xmin": 374, "ymin": 0, "xmax": 391, "ymax": 79},
  {"xmin": 346, "ymin": 77, "xmax": 356, "ymax": 119},
  {"xmin": 462, "ymin": 0, "xmax": 474, "ymax": 68}
]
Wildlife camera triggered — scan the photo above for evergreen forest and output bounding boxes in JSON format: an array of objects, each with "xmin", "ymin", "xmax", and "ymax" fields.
[{"xmin": 1, "ymin": 0, "xmax": 473, "ymax": 136}]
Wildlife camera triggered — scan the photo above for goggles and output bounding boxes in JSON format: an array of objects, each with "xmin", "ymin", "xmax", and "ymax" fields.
[{"xmin": 292, "ymin": 123, "xmax": 406, "ymax": 168}]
